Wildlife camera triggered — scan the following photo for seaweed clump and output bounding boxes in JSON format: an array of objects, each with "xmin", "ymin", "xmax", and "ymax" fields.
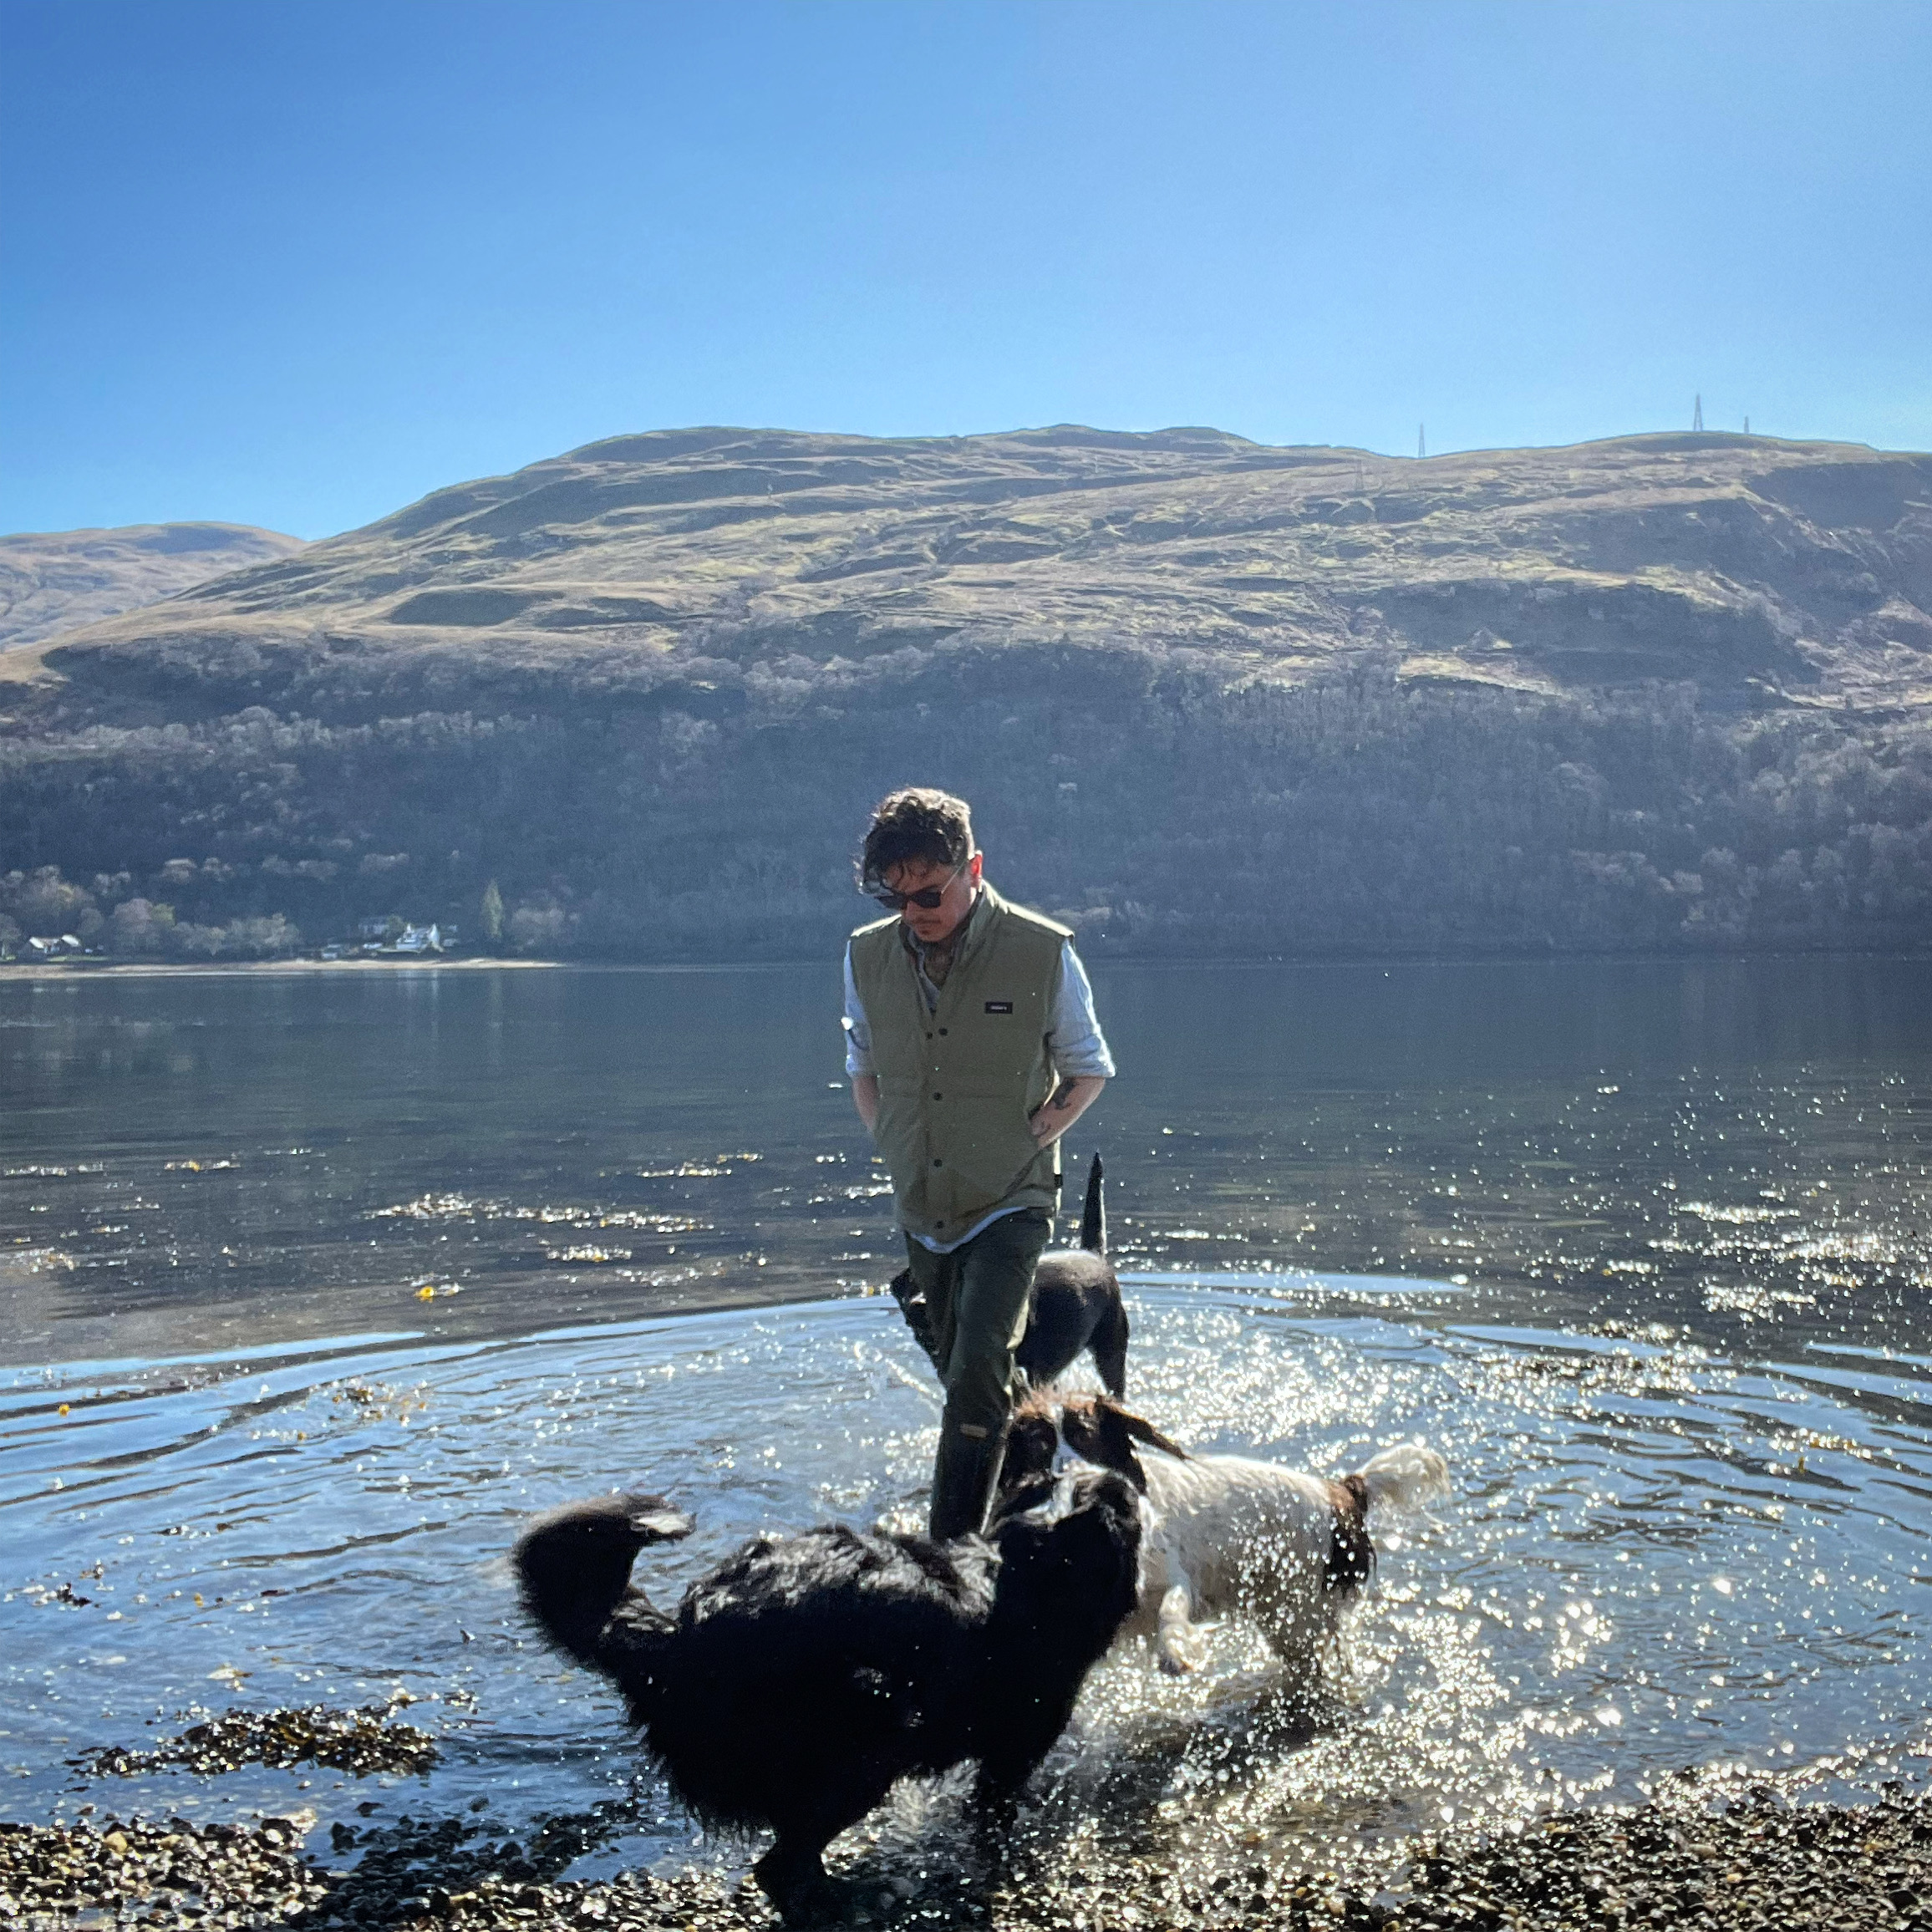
[{"xmin": 73, "ymin": 1703, "xmax": 438, "ymax": 1780}]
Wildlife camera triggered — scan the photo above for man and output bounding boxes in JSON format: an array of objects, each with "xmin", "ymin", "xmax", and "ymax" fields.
[{"xmin": 843, "ymin": 788, "xmax": 1114, "ymax": 1539}]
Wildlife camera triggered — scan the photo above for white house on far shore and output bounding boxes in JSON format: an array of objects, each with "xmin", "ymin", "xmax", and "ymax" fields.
[{"xmin": 351, "ymin": 919, "xmax": 455, "ymax": 956}]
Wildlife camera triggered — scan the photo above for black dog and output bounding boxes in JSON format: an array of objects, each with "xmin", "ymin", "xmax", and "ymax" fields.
[
  {"xmin": 1019, "ymin": 1156, "xmax": 1129, "ymax": 1396},
  {"xmin": 890, "ymin": 1155, "xmax": 1130, "ymax": 1398},
  {"xmin": 512, "ymin": 1469, "xmax": 1142, "ymax": 1923}
]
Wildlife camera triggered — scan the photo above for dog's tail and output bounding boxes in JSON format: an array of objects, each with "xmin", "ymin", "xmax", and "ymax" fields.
[
  {"xmin": 1356, "ymin": 1441, "xmax": 1450, "ymax": 1513},
  {"xmin": 1078, "ymin": 1154, "xmax": 1106, "ymax": 1253},
  {"xmin": 513, "ymin": 1492, "xmax": 691, "ymax": 1679}
]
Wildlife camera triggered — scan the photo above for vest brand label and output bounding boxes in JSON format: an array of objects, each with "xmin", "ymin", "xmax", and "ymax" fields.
[{"xmin": 984, "ymin": 999, "xmax": 1014, "ymax": 1014}]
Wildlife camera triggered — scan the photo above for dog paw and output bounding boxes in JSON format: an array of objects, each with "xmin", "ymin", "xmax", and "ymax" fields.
[
  {"xmin": 1157, "ymin": 1649, "xmax": 1198, "ymax": 1676},
  {"xmin": 755, "ymin": 1853, "xmax": 853, "ymax": 1926},
  {"xmin": 773, "ymin": 1885, "xmax": 849, "ymax": 1926}
]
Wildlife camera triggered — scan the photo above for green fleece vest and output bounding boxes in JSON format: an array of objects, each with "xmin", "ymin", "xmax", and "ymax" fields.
[{"xmin": 851, "ymin": 882, "xmax": 1070, "ymax": 1245}]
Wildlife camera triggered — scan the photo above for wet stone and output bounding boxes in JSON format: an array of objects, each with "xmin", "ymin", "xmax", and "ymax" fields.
[
  {"xmin": 5, "ymin": 1784, "xmax": 1932, "ymax": 1931},
  {"xmin": 72, "ymin": 1706, "xmax": 440, "ymax": 1780}
]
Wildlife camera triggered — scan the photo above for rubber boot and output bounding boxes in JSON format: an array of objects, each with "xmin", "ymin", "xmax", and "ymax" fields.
[{"xmin": 928, "ymin": 1416, "xmax": 1009, "ymax": 1542}]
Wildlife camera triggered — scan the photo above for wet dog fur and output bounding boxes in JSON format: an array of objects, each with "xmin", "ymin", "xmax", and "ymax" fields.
[
  {"xmin": 512, "ymin": 1467, "xmax": 1142, "ymax": 1924},
  {"xmin": 999, "ymin": 1391, "xmax": 1449, "ymax": 1676}
]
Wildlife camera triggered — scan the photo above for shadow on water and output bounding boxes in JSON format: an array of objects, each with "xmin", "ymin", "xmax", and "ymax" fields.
[{"xmin": 284, "ymin": 1796, "xmax": 654, "ymax": 1919}]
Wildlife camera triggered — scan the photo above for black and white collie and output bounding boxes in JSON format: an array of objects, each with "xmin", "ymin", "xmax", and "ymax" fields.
[
  {"xmin": 999, "ymin": 1391, "xmax": 1450, "ymax": 1676},
  {"xmin": 888, "ymin": 1155, "xmax": 1130, "ymax": 1396},
  {"xmin": 512, "ymin": 1468, "xmax": 1142, "ymax": 1922}
]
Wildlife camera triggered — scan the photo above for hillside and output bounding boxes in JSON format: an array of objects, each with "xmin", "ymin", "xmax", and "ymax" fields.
[
  {"xmin": 0, "ymin": 522, "xmax": 307, "ymax": 653},
  {"xmin": 13, "ymin": 426, "xmax": 1932, "ymax": 704},
  {"xmin": 2, "ymin": 426, "xmax": 1929, "ymax": 960}
]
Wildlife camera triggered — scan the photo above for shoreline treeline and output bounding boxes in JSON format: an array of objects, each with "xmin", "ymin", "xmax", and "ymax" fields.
[{"xmin": 3, "ymin": 643, "xmax": 1927, "ymax": 960}]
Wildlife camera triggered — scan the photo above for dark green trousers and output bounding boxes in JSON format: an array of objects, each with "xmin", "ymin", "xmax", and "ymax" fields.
[{"xmin": 896, "ymin": 1206, "xmax": 1052, "ymax": 1539}]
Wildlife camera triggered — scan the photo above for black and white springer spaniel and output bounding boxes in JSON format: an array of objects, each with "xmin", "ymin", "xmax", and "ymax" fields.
[{"xmin": 999, "ymin": 1391, "xmax": 1450, "ymax": 1676}]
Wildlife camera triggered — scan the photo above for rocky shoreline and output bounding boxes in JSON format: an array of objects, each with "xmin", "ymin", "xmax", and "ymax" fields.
[{"xmin": 4, "ymin": 1782, "xmax": 1929, "ymax": 1931}]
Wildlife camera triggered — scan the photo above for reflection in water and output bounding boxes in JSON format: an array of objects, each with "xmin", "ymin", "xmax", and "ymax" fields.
[
  {"xmin": 1, "ymin": 954, "xmax": 1929, "ymax": 1887},
  {"xmin": 1, "ymin": 957, "xmax": 1927, "ymax": 1368}
]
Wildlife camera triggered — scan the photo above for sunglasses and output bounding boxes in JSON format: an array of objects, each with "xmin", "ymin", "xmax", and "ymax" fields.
[{"xmin": 867, "ymin": 859, "xmax": 969, "ymax": 911}]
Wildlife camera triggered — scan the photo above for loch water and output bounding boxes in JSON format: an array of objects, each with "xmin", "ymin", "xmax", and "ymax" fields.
[{"xmin": 2, "ymin": 956, "xmax": 1929, "ymax": 1889}]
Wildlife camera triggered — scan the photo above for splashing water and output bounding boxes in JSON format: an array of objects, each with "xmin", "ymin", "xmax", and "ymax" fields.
[{"xmin": 4, "ymin": 1280, "xmax": 1928, "ymax": 1886}]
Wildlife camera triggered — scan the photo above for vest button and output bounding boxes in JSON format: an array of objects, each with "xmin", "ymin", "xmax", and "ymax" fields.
[
  {"xmin": 933, "ymin": 1092, "xmax": 942, "ymax": 1101},
  {"xmin": 938, "ymin": 1028, "xmax": 948, "ymax": 1035},
  {"xmin": 933, "ymin": 1157, "xmax": 943, "ymax": 1167}
]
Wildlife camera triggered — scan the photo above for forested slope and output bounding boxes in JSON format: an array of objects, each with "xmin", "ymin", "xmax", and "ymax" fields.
[{"xmin": 3, "ymin": 425, "xmax": 1929, "ymax": 958}]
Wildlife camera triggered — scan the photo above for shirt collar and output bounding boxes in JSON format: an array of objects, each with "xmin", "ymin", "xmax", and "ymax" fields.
[{"xmin": 899, "ymin": 885, "xmax": 984, "ymax": 978}]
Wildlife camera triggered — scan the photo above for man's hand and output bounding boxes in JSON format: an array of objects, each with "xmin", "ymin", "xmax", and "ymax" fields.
[
  {"xmin": 1028, "ymin": 1075, "xmax": 1106, "ymax": 1147},
  {"xmin": 852, "ymin": 1072, "xmax": 880, "ymax": 1133}
]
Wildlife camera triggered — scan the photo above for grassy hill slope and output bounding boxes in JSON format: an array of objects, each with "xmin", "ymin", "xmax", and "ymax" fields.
[
  {"xmin": 3, "ymin": 426, "xmax": 1929, "ymax": 959},
  {"xmin": 0, "ymin": 522, "xmax": 306, "ymax": 653}
]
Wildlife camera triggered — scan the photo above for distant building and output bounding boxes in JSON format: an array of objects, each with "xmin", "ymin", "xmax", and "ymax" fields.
[{"xmin": 348, "ymin": 917, "xmax": 454, "ymax": 956}]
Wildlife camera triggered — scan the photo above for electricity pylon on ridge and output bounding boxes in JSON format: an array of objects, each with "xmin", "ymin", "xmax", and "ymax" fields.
[{"xmin": 1693, "ymin": 394, "xmax": 1704, "ymax": 431}]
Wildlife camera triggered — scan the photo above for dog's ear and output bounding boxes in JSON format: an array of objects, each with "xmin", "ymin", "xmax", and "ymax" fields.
[
  {"xmin": 987, "ymin": 1470, "xmax": 1058, "ymax": 1528},
  {"xmin": 1102, "ymin": 1399, "xmax": 1187, "ymax": 1462},
  {"xmin": 1070, "ymin": 1402, "xmax": 1147, "ymax": 1492},
  {"xmin": 1072, "ymin": 1468, "xmax": 1143, "ymax": 1541},
  {"xmin": 999, "ymin": 1411, "xmax": 1058, "ymax": 1489},
  {"xmin": 1035, "ymin": 1476, "xmax": 1142, "ymax": 1617}
]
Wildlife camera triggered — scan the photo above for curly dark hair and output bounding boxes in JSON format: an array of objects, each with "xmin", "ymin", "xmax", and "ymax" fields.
[{"xmin": 857, "ymin": 788, "xmax": 976, "ymax": 891}]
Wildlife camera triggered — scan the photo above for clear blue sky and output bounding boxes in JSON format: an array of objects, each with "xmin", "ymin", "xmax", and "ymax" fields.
[{"xmin": 3, "ymin": 0, "xmax": 1927, "ymax": 540}]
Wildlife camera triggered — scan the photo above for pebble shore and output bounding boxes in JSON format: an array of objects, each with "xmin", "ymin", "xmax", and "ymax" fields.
[{"xmin": 4, "ymin": 1784, "xmax": 1929, "ymax": 1931}]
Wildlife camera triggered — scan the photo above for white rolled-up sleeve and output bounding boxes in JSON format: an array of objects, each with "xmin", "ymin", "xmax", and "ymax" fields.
[
  {"xmin": 1045, "ymin": 945, "xmax": 1115, "ymax": 1078},
  {"xmin": 841, "ymin": 943, "xmax": 874, "ymax": 1077}
]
